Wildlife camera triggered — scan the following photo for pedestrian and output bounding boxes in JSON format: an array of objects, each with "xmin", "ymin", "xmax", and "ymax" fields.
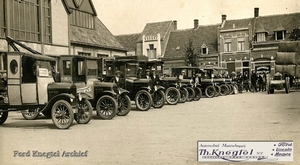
[
  {"xmin": 242, "ymin": 71, "xmax": 249, "ymax": 92},
  {"xmin": 150, "ymin": 68, "xmax": 160, "ymax": 85},
  {"xmin": 110, "ymin": 70, "xmax": 124, "ymax": 88},
  {"xmin": 251, "ymin": 71, "xmax": 258, "ymax": 92},
  {"xmin": 262, "ymin": 72, "xmax": 267, "ymax": 91},
  {"xmin": 258, "ymin": 74, "xmax": 263, "ymax": 91},
  {"xmin": 137, "ymin": 67, "xmax": 143, "ymax": 78}
]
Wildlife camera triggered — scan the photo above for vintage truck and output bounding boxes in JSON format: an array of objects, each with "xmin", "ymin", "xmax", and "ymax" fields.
[{"xmin": 267, "ymin": 41, "xmax": 300, "ymax": 94}]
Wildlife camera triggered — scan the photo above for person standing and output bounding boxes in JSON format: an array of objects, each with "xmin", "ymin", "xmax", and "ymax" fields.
[
  {"xmin": 110, "ymin": 70, "xmax": 124, "ymax": 88},
  {"xmin": 262, "ymin": 72, "xmax": 267, "ymax": 91},
  {"xmin": 258, "ymin": 74, "xmax": 263, "ymax": 91},
  {"xmin": 251, "ymin": 71, "xmax": 258, "ymax": 92},
  {"xmin": 242, "ymin": 71, "xmax": 249, "ymax": 92}
]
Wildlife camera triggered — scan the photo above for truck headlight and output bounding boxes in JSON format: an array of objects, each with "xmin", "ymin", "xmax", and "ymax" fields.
[{"xmin": 78, "ymin": 93, "xmax": 82, "ymax": 101}]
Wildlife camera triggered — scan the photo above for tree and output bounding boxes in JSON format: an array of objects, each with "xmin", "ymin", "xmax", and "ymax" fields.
[
  {"xmin": 289, "ymin": 28, "xmax": 300, "ymax": 41},
  {"xmin": 184, "ymin": 39, "xmax": 199, "ymax": 66}
]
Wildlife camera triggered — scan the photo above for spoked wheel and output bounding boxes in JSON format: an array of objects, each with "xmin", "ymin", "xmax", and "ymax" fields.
[
  {"xmin": 227, "ymin": 85, "xmax": 233, "ymax": 95},
  {"xmin": 186, "ymin": 87, "xmax": 195, "ymax": 102},
  {"xmin": 96, "ymin": 95, "xmax": 117, "ymax": 119},
  {"xmin": 21, "ymin": 108, "xmax": 40, "ymax": 120},
  {"xmin": 165, "ymin": 87, "xmax": 180, "ymax": 105},
  {"xmin": 75, "ymin": 99, "xmax": 93, "ymax": 124},
  {"xmin": 135, "ymin": 90, "xmax": 153, "ymax": 111},
  {"xmin": 117, "ymin": 94, "xmax": 131, "ymax": 116},
  {"xmin": 219, "ymin": 84, "xmax": 229, "ymax": 96},
  {"xmin": 51, "ymin": 100, "xmax": 74, "ymax": 129},
  {"xmin": 285, "ymin": 77, "xmax": 290, "ymax": 94},
  {"xmin": 205, "ymin": 85, "xmax": 215, "ymax": 98},
  {"xmin": 0, "ymin": 111, "xmax": 8, "ymax": 125},
  {"xmin": 152, "ymin": 90, "xmax": 166, "ymax": 108},
  {"xmin": 214, "ymin": 85, "xmax": 220, "ymax": 97},
  {"xmin": 179, "ymin": 88, "xmax": 188, "ymax": 103},
  {"xmin": 194, "ymin": 87, "xmax": 202, "ymax": 101}
]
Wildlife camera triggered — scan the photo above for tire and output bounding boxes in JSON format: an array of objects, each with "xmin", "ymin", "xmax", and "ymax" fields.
[
  {"xmin": 75, "ymin": 99, "xmax": 93, "ymax": 124},
  {"xmin": 194, "ymin": 87, "xmax": 202, "ymax": 101},
  {"xmin": 227, "ymin": 85, "xmax": 233, "ymax": 95},
  {"xmin": 117, "ymin": 94, "xmax": 131, "ymax": 116},
  {"xmin": 51, "ymin": 100, "xmax": 74, "ymax": 129},
  {"xmin": 285, "ymin": 77, "xmax": 290, "ymax": 94},
  {"xmin": 214, "ymin": 85, "xmax": 220, "ymax": 97},
  {"xmin": 270, "ymin": 88, "xmax": 274, "ymax": 94},
  {"xmin": 205, "ymin": 85, "xmax": 215, "ymax": 98},
  {"xmin": 152, "ymin": 90, "xmax": 166, "ymax": 108},
  {"xmin": 96, "ymin": 95, "xmax": 117, "ymax": 119},
  {"xmin": 186, "ymin": 87, "xmax": 195, "ymax": 102},
  {"xmin": 165, "ymin": 87, "xmax": 180, "ymax": 105},
  {"xmin": 21, "ymin": 108, "xmax": 40, "ymax": 120},
  {"xmin": 220, "ymin": 84, "xmax": 229, "ymax": 96},
  {"xmin": 135, "ymin": 90, "xmax": 153, "ymax": 111},
  {"xmin": 179, "ymin": 88, "xmax": 188, "ymax": 103},
  {"xmin": 0, "ymin": 111, "xmax": 8, "ymax": 125}
]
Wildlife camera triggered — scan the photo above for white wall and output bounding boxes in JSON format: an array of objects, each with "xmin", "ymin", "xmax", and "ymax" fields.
[{"xmin": 51, "ymin": 0, "xmax": 69, "ymax": 47}]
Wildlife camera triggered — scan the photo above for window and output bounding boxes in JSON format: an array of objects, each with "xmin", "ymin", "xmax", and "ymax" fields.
[
  {"xmin": 275, "ymin": 31, "xmax": 285, "ymax": 41},
  {"xmin": 78, "ymin": 52, "xmax": 91, "ymax": 56},
  {"xmin": 201, "ymin": 44, "xmax": 208, "ymax": 55},
  {"xmin": 256, "ymin": 33, "xmax": 266, "ymax": 42},
  {"xmin": 63, "ymin": 60, "xmax": 71, "ymax": 75},
  {"xmin": 237, "ymin": 38, "xmax": 245, "ymax": 51},
  {"xmin": 70, "ymin": 10, "xmax": 95, "ymax": 29},
  {"xmin": 43, "ymin": 0, "xmax": 51, "ymax": 43},
  {"xmin": 0, "ymin": 0, "xmax": 5, "ymax": 37},
  {"xmin": 8, "ymin": 0, "xmax": 51, "ymax": 43},
  {"xmin": 149, "ymin": 44, "xmax": 154, "ymax": 50},
  {"xmin": 224, "ymin": 39, "xmax": 231, "ymax": 52}
]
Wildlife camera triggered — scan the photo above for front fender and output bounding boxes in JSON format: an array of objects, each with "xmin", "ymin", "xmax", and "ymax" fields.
[
  {"xmin": 155, "ymin": 85, "xmax": 165, "ymax": 91},
  {"xmin": 119, "ymin": 88, "xmax": 130, "ymax": 95},
  {"xmin": 42, "ymin": 93, "xmax": 77, "ymax": 114},
  {"xmin": 78, "ymin": 92, "xmax": 93, "ymax": 100},
  {"xmin": 101, "ymin": 90, "xmax": 117, "ymax": 98},
  {"xmin": 140, "ymin": 86, "xmax": 150, "ymax": 91}
]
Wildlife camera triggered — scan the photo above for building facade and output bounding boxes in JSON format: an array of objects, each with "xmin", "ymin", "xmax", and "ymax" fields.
[
  {"xmin": 116, "ymin": 20, "xmax": 177, "ymax": 60},
  {"xmin": 219, "ymin": 8, "xmax": 300, "ymax": 75},
  {"xmin": 0, "ymin": 0, "xmax": 125, "ymax": 71}
]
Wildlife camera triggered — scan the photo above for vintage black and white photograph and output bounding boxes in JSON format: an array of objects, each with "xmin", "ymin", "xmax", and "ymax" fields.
[{"xmin": 0, "ymin": 0, "xmax": 299, "ymax": 164}]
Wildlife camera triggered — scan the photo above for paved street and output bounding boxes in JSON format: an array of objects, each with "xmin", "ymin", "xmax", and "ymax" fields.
[{"xmin": 0, "ymin": 90, "xmax": 299, "ymax": 165}]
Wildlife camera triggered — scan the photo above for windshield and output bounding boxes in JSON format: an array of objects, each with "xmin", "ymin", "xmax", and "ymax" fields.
[
  {"xmin": 126, "ymin": 63, "xmax": 137, "ymax": 77},
  {"xmin": 86, "ymin": 60, "xmax": 97, "ymax": 76}
]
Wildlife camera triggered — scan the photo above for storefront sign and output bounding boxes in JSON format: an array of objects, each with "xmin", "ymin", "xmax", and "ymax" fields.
[{"xmin": 197, "ymin": 141, "xmax": 293, "ymax": 162}]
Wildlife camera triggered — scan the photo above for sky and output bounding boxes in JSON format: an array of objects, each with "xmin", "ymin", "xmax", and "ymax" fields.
[{"xmin": 93, "ymin": 0, "xmax": 300, "ymax": 35}]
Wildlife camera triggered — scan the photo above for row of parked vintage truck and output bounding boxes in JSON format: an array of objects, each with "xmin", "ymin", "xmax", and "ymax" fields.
[{"xmin": 0, "ymin": 38, "xmax": 237, "ymax": 129}]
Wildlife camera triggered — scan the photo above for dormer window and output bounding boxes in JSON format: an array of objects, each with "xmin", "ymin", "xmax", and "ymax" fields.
[
  {"xmin": 201, "ymin": 44, "xmax": 208, "ymax": 55},
  {"xmin": 275, "ymin": 31, "xmax": 285, "ymax": 41},
  {"xmin": 256, "ymin": 33, "xmax": 266, "ymax": 42}
]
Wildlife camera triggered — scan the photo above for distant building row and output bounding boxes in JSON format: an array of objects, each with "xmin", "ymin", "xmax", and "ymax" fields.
[{"xmin": 115, "ymin": 8, "xmax": 300, "ymax": 75}]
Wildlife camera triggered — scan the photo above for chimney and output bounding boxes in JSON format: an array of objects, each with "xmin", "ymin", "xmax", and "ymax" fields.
[
  {"xmin": 173, "ymin": 20, "xmax": 177, "ymax": 30},
  {"xmin": 222, "ymin": 14, "xmax": 227, "ymax": 23},
  {"xmin": 254, "ymin": 7, "xmax": 259, "ymax": 17},
  {"xmin": 194, "ymin": 19, "xmax": 199, "ymax": 29}
]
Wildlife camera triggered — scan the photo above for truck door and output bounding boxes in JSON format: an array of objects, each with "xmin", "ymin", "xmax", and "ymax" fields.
[{"xmin": 7, "ymin": 53, "xmax": 22, "ymax": 105}]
